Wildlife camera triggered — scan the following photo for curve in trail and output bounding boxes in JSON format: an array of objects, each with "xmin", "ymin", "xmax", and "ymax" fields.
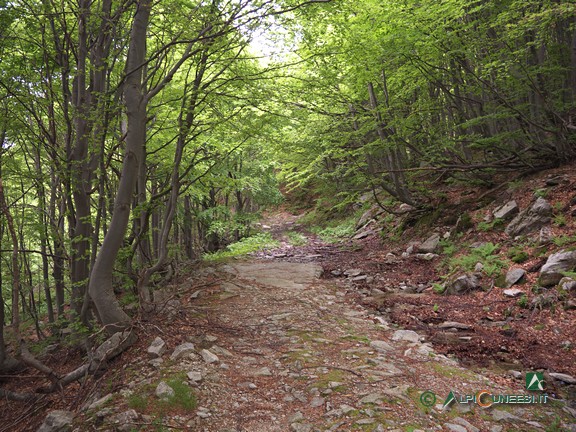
[{"xmin": 184, "ymin": 259, "xmax": 561, "ymax": 432}]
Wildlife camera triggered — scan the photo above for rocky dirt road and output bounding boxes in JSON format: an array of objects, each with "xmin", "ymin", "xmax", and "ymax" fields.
[{"xmin": 122, "ymin": 258, "xmax": 573, "ymax": 432}]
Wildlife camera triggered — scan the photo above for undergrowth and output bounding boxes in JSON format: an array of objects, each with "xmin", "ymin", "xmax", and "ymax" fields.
[
  {"xmin": 203, "ymin": 233, "xmax": 279, "ymax": 261},
  {"xmin": 310, "ymin": 220, "xmax": 355, "ymax": 243},
  {"xmin": 447, "ymin": 242, "xmax": 506, "ymax": 276}
]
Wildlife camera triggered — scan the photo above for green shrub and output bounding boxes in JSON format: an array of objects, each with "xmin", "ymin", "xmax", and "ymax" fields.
[
  {"xmin": 433, "ymin": 283, "xmax": 446, "ymax": 294},
  {"xmin": 203, "ymin": 233, "xmax": 279, "ymax": 261},
  {"xmin": 517, "ymin": 295, "xmax": 529, "ymax": 308},
  {"xmin": 553, "ymin": 214, "xmax": 567, "ymax": 227},
  {"xmin": 477, "ymin": 218, "xmax": 505, "ymax": 232},
  {"xmin": 534, "ymin": 188, "xmax": 548, "ymax": 198},
  {"xmin": 440, "ymin": 239, "xmax": 456, "ymax": 256},
  {"xmin": 310, "ymin": 220, "xmax": 355, "ymax": 243},
  {"xmin": 507, "ymin": 247, "xmax": 529, "ymax": 264},
  {"xmin": 448, "ymin": 242, "xmax": 505, "ymax": 276},
  {"xmin": 552, "ymin": 235, "xmax": 576, "ymax": 247},
  {"xmin": 286, "ymin": 231, "xmax": 307, "ymax": 246}
]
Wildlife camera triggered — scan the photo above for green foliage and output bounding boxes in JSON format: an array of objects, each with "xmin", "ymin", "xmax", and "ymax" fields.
[
  {"xmin": 127, "ymin": 393, "xmax": 148, "ymax": 410},
  {"xmin": 477, "ymin": 218, "xmax": 505, "ymax": 232},
  {"xmin": 286, "ymin": 231, "xmax": 307, "ymax": 246},
  {"xmin": 127, "ymin": 375, "xmax": 196, "ymax": 416},
  {"xmin": 534, "ymin": 188, "xmax": 549, "ymax": 198},
  {"xmin": 552, "ymin": 235, "xmax": 576, "ymax": 247},
  {"xmin": 517, "ymin": 295, "xmax": 529, "ymax": 309},
  {"xmin": 448, "ymin": 242, "xmax": 505, "ymax": 276},
  {"xmin": 439, "ymin": 239, "xmax": 456, "ymax": 256},
  {"xmin": 545, "ymin": 416, "xmax": 563, "ymax": 432},
  {"xmin": 432, "ymin": 283, "xmax": 445, "ymax": 294},
  {"xmin": 507, "ymin": 247, "xmax": 530, "ymax": 264},
  {"xmin": 203, "ymin": 233, "xmax": 279, "ymax": 261},
  {"xmin": 310, "ymin": 220, "xmax": 355, "ymax": 243},
  {"xmin": 553, "ymin": 214, "xmax": 567, "ymax": 227}
]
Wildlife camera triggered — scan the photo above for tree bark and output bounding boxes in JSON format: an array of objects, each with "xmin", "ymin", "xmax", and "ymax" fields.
[{"xmin": 89, "ymin": 0, "xmax": 152, "ymax": 332}]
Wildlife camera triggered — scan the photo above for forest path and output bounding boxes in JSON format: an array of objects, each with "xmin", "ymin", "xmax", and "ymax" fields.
[{"xmin": 177, "ymin": 257, "xmax": 561, "ymax": 432}]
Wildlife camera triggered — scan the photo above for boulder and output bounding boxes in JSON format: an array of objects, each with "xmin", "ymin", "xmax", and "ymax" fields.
[
  {"xmin": 147, "ymin": 337, "xmax": 166, "ymax": 359},
  {"xmin": 444, "ymin": 273, "xmax": 481, "ymax": 295},
  {"xmin": 187, "ymin": 371, "xmax": 203, "ymax": 383},
  {"xmin": 398, "ymin": 203, "xmax": 415, "ymax": 213},
  {"xmin": 108, "ymin": 409, "xmax": 139, "ymax": 431},
  {"xmin": 539, "ymin": 250, "xmax": 576, "ymax": 287},
  {"xmin": 505, "ymin": 198, "xmax": 552, "ymax": 237},
  {"xmin": 559, "ymin": 277, "xmax": 576, "ymax": 293},
  {"xmin": 549, "ymin": 373, "xmax": 576, "ymax": 384},
  {"xmin": 170, "ymin": 342, "xmax": 195, "ymax": 361},
  {"xmin": 370, "ymin": 340, "xmax": 393, "ymax": 352},
  {"xmin": 418, "ymin": 233, "xmax": 440, "ymax": 253},
  {"xmin": 539, "ymin": 226, "xmax": 553, "ymax": 244},
  {"xmin": 200, "ymin": 349, "xmax": 219, "ymax": 364},
  {"xmin": 493, "ymin": 200, "xmax": 519, "ymax": 221},
  {"xmin": 503, "ymin": 288, "xmax": 523, "ymax": 298},
  {"xmin": 37, "ymin": 410, "xmax": 74, "ymax": 432},
  {"xmin": 505, "ymin": 268, "xmax": 526, "ymax": 288},
  {"xmin": 155, "ymin": 381, "xmax": 175, "ymax": 398},
  {"xmin": 353, "ymin": 229, "xmax": 374, "ymax": 240},
  {"xmin": 416, "ymin": 253, "xmax": 438, "ymax": 261},
  {"xmin": 391, "ymin": 330, "xmax": 421, "ymax": 343},
  {"xmin": 356, "ymin": 205, "xmax": 384, "ymax": 230},
  {"xmin": 438, "ymin": 322, "xmax": 471, "ymax": 330}
]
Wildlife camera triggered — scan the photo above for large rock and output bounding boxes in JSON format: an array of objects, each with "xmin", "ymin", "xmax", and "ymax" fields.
[
  {"xmin": 200, "ymin": 349, "xmax": 219, "ymax": 364},
  {"xmin": 147, "ymin": 337, "xmax": 166, "ymax": 359},
  {"xmin": 493, "ymin": 200, "xmax": 519, "ymax": 220},
  {"xmin": 155, "ymin": 381, "xmax": 175, "ymax": 398},
  {"xmin": 108, "ymin": 409, "xmax": 139, "ymax": 432},
  {"xmin": 444, "ymin": 273, "xmax": 480, "ymax": 295},
  {"xmin": 37, "ymin": 410, "xmax": 74, "ymax": 432},
  {"xmin": 539, "ymin": 250, "xmax": 576, "ymax": 287},
  {"xmin": 418, "ymin": 233, "xmax": 440, "ymax": 253},
  {"xmin": 391, "ymin": 330, "xmax": 421, "ymax": 343},
  {"xmin": 370, "ymin": 340, "xmax": 393, "ymax": 352},
  {"xmin": 170, "ymin": 342, "xmax": 195, "ymax": 361},
  {"xmin": 505, "ymin": 268, "xmax": 526, "ymax": 288},
  {"xmin": 549, "ymin": 372, "xmax": 576, "ymax": 384},
  {"xmin": 505, "ymin": 197, "xmax": 552, "ymax": 237},
  {"xmin": 559, "ymin": 277, "xmax": 576, "ymax": 293},
  {"xmin": 356, "ymin": 205, "xmax": 384, "ymax": 230}
]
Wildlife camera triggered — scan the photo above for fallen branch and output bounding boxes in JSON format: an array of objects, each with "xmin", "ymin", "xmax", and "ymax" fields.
[
  {"xmin": 0, "ymin": 387, "xmax": 36, "ymax": 402},
  {"xmin": 35, "ymin": 329, "xmax": 137, "ymax": 394}
]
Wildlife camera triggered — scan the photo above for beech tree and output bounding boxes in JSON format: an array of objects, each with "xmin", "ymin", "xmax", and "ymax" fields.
[{"xmin": 0, "ymin": 0, "xmax": 331, "ymax": 389}]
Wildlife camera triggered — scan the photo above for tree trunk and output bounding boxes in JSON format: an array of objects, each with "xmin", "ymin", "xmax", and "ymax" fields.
[
  {"xmin": 183, "ymin": 195, "xmax": 194, "ymax": 259},
  {"xmin": 88, "ymin": 0, "xmax": 152, "ymax": 333},
  {"xmin": 366, "ymin": 81, "xmax": 415, "ymax": 206}
]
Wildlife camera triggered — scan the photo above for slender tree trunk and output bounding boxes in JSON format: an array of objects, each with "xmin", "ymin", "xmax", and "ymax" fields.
[
  {"xmin": 88, "ymin": 0, "xmax": 152, "ymax": 332},
  {"xmin": 366, "ymin": 81, "xmax": 415, "ymax": 206},
  {"xmin": 34, "ymin": 147, "xmax": 54, "ymax": 323},
  {"xmin": 183, "ymin": 195, "xmax": 194, "ymax": 259},
  {"xmin": 70, "ymin": 0, "xmax": 93, "ymax": 316}
]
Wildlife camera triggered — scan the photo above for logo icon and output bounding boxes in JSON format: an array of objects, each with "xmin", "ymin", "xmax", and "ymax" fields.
[
  {"xmin": 420, "ymin": 390, "xmax": 436, "ymax": 407},
  {"xmin": 443, "ymin": 391, "xmax": 456, "ymax": 409},
  {"xmin": 526, "ymin": 372, "xmax": 544, "ymax": 391}
]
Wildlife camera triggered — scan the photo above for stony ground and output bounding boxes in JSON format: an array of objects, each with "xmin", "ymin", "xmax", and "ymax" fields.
[
  {"xmin": 3, "ymin": 210, "xmax": 575, "ymax": 431},
  {"xmin": 72, "ymin": 254, "xmax": 574, "ymax": 431}
]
